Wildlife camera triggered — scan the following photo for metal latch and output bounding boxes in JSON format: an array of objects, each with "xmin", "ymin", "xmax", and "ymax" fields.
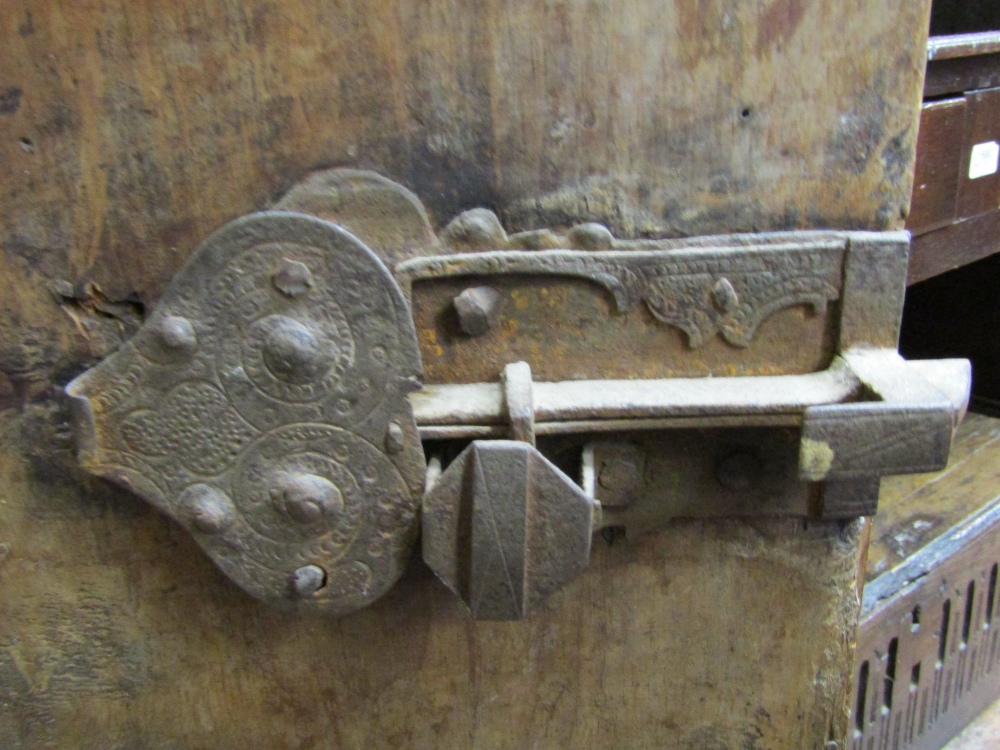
[{"xmin": 66, "ymin": 169, "xmax": 971, "ymax": 620}]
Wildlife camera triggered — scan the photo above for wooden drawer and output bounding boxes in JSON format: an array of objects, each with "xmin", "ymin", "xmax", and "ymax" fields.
[
  {"xmin": 908, "ymin": 97, "xmax": 967, "ymax": 234},
  {"xmin": 907, "ymin": 88, "xmax": 1000, "ymax": 236}
]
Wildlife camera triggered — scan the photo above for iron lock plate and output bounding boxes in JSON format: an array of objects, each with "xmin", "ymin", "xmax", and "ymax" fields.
[{"xmin": 66, "ymin": 169, "xmax": 971, "ymax": 620}]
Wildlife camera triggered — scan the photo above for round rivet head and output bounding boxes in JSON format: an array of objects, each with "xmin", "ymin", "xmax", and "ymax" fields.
[
  {"xmin": 272, "ymin": 258, "xmax": 314, "ymax": 297},
  {"xmin": 271, "ymin": 472, "xmax": 343, "ymax": 524},
  {"xmin": 711, "ymin": 277, "xmax": 740, "ymax": 313},
  {"xmin": 440, "ymin": 208, "xmax": 508, "ymax": 250},
  {"xmin": 181, "ymin": 484, "xmax": 234, "ymax": 535},
  {"xmin": 262, "ymin": 317, "xmax": 323, "ymax": 378},
  {"xmin": 384, "ymin": 421, "xmax": 405, "ymax": 454},
  {"xmin": 156, "ymin": 315, "xmax": 197, "ymax": 354},
  {"xmin": 292, "ymin": 564, "xmax": 327, "ymax": 597},
  {"xmin": 568, "ymin": 222, "xmax": 614, "ymax": 250},
  {"xmin": 598, "ymin": 456, "xmax": 642, "ymax": 494}
]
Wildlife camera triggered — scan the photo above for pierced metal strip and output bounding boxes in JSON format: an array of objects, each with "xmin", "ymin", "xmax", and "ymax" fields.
[{"xmin": 396, "ymin": 235, "xmax": 846, "ymax": 349}]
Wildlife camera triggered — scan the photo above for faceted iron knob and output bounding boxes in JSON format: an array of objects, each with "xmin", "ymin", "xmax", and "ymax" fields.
[
  {"xmin": 422, "ymin": 441, "xmax": 596, "ymax": 620},
  {"xmin": 453, "ymin": 286, "xmax": 502, "ymax": 336}
]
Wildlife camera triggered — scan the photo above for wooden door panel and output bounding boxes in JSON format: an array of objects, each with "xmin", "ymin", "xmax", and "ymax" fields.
[{"xmin": 0, "ymin": 1, "xmax": 932, "ymax": 747}]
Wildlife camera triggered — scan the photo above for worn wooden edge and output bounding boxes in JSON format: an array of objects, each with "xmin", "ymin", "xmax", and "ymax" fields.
[
  {"xmin": 925, "ymin": 53, "xmax": 1000, "ymax": 97},
  {"xmin": 862, "ymin": 494, "xmax": 1000, "ymax": 615},
  {"xmin": 851, "ymin": 488, "xmax": 1000, "ymax": 750},
  {"xmin": 866, "ymin": 413, "xmax": 1000, "ymax": 580},
  {"xmin": 908, "ymin": 209, "xmax": 1000, "ymax": 284},
  {"xmin": 905, "ymin": 97, "xmax": 966, "ymax": 236}
]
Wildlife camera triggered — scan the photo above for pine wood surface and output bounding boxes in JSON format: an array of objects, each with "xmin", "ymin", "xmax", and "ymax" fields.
[{"xmin": 868, "ymin": 413, "xmax": 1000, "ymax": 583}]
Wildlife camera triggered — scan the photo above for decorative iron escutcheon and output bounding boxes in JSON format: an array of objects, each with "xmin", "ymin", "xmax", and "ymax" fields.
[
  {"xmin": 67, "ymin": 210, "xmax": 426, "ymax": 615},
  {"xmin": 67, "ymin": 169, "xmax": 972, "ymax": 620}
]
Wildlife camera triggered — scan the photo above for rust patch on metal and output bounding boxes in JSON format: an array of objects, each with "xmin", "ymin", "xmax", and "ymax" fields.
[{"xmin": 400, "ymin": 226, "xmax": 846, "ymax": 383}]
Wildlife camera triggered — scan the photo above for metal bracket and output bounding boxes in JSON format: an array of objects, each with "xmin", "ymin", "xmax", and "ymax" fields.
[{"xmin": 66, "ymin": 169, "xmax": 972, "ymax": 620}]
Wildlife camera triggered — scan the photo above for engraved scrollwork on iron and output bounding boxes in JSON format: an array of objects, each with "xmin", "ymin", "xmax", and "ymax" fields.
[
  {"xmin": 641, "ymin": 247, "xmax": 842, "ymax": 348},
  {"xmin": 396, "ymin": 240, "xmax": 844, "ymax": 349},
  {"xmin": 67, "ymin": 211, "xmax": 426, "ymax": 615},
  {"xmin": 396, "ymin": 249, "xmax": 644, "ymax": 311},
  {"xmin": 196, "ymin": 423, "xmax": 420, "ymax": 611},
  {"xmin": 200, "ymin": 236, "xmax": 406, "ymax": 434},
  {"xmin": 241, "ymin": 312, "xmax": 352, "ymax": 402},
  {"xmin": 120, "ymin": 381, "xmax": 255, "ymax": 476}
]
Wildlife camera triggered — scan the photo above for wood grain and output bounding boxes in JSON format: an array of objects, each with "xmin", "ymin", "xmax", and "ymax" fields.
[
  {"xmin": 0, "ymin": 1, "xmax": 933, "ymax": 747},
  {"xmin": 907, "ymin": 98, "xmax": 965, "ymax": 235},
  {"xmin": 868, "ymin": 413, "xmax": 1000, "ymax": 581},
  {"xmin": 956, "ymin": 87, "xmax": 1000, "ymax": 219},
  {"xmin": 907, "ymin": 208, "xmax": 1000, "ymax": 284},
  {"xmin": 0, "ymin": 0, "xmax": 930, "ymax": 398}
]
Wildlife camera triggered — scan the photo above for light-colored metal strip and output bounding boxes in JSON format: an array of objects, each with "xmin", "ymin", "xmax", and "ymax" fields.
[
  {"xmin": 417, "ymin": 415, "xmax": 806, "ymax": 441},
  {"xmin": 411, "ymin": 359, "xmax": 860, "ymax": 430},
  {"xmin": 927, "ymin": 31, "xmax": 1000, "ymax": 61}
]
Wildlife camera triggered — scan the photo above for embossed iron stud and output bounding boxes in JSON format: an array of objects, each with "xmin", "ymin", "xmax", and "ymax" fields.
[
  {"xmin": 599, "ymin": 456, "xmax": 642, "ymax": 495},
  {"xmin": 293, "ymin": 565, "xmax": 327, "ymax": 597},
  {"xmin": 271, "ymin": 472, "xmax": 343, "ymax": 524},
  {"xmin": 422, "ymin": 441, "xmax": 596, "ymax": 620},
  {"xmin": 711, "ymin": 277, "xmax": 740, "ymax": 313},
  {"xmin": 155, "ymin": 315, "xmax": 197, "ymax": 354},
  {"xmin": 261, "ymin": 316, "xmax": 324, "ymax": 379},
  {"xmin": 272, "ymin": 258, "xmax": 314, "ymax": 297},
  {"xmin": 567, "ymin": 222, "xmax": 614, "ymax": 250},
  {"xmin": 182, "ymin": 484, "xmax": 234, "ymax": 535},
  {"xmin": 440, "ymin": 208, "xmax": 507, "ymax": 250},
  {"xmin": 384, "ymin": 421, "xmax": 405, "ymax": 454},
  {"xmin": 592, "ymin": 443, "xmax": 644, "ymax": 509},
  {"xmin": 454, "ymin": 286, "xmax": 502, "ymax": 336}
]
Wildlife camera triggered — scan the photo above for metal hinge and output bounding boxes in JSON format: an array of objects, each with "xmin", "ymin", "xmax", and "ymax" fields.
[{"xmin": 66, "ymin": 169, "xmax": 971, "ymax": 620}]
